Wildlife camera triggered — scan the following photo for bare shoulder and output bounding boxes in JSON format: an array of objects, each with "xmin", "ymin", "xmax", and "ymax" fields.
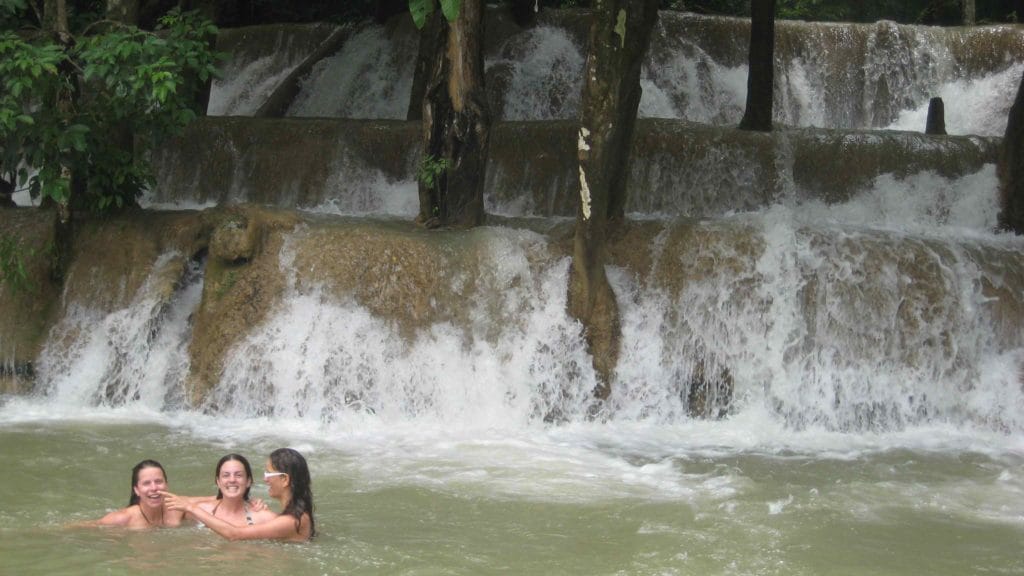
[
  {"xmin": 95, "ymin": 506, "xmax": 137, "ymax": 527},
  {"xmin": 250, "ymin": 509, "xmax": 278, "ymax": 524}
]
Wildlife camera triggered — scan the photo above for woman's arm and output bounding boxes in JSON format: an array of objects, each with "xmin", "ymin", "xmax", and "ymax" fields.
[
  {"xmin": 161, "ymin": 491, "xmax": 306, "ymax": 541},
  {"xmin": 66, "ymin": 507, "xmax": 133, "ymax": 528}
]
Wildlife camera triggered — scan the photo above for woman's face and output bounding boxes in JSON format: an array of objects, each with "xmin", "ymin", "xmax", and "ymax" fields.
[
  {"xmin": 133, "ymin": 466, "xmax": 167, "ymax": 508},
  {"xmin": 216, "ymin": 460, "xmax": 251, "ymax": 499},
  {"xmin": 263, "ymin": 459, "xmax": 288, "ymax": 500}
]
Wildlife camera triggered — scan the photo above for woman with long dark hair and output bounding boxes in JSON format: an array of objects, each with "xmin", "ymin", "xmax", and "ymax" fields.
[
  {"xmin": 193, "ymin": 453, "xmax": 277, "ymax": 528},
  {"xmin": 90, "ymin": 460, "xmax": 186, "ymax": 529},
  {"xmin": 163, "ymin": 448, "xmax": 315, "ymax": 541}
]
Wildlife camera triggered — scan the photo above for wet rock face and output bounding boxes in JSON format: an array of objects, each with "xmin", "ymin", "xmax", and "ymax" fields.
[
  {"xmin": 210, "ymin": 212, "xmax": 255, "ymax": 263},
  {"xmin": 686, "ymin": 356, "xmax": 734, "ymax": 419}
]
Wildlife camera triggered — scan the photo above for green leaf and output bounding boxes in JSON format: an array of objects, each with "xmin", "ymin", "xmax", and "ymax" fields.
[
  {"xmin": 440, "ymin": 0, "xmax": 461, "ymax": 21},
  {"xmin": 409, "ymin": 0, "xmax": 435, "ymax": 29}
]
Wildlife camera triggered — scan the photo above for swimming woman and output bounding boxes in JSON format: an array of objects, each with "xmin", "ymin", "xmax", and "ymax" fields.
[
  {"xmin": 193, "ymin": 453, "xmax": 276, "ymax": 528},
  {"xmin": 163, "ymin": 447, "xmax": 315, "ymax": 542},
  {"xmin": 91, "ymin": 460, "xmax": 186, "ymax": 529}
]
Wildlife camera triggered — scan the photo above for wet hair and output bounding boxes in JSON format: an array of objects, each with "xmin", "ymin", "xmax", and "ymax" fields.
[
  {"xmin": 269, "ymin": 447, "xmax": 315, "ymax": 538},
  {"xmin": 214, "ymin": 453, "xmax": 253, "ymax": 501},
  {"xmin": 128, "ymin": 460, "xmax": 166, "ymax": 506}
]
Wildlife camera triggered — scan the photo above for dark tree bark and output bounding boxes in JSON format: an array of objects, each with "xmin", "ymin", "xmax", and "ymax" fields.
[
  {"xmin": 44, "ymin": 0, "xmax": 75, "ymax": 281},
  {"xmin": 407, "ymin": 10, "xmax": 446, "ymax": 121},
  {"xmin": 570, "ymin": 0, "xmax": 659, "ymax": 398},
  {"xmin": 739, "ymin": 0, "xmax": 775, "ymax": 132},
  {"xmin": 417, "ymin": 0, "xmax": 490, "ymax": 228},
  {"xmin": 925, "ymin": 97, "xmax": 946, "ymax": 135},
  {"xmin": 0, "ymin": 176, "xmax": 15, "ymax": 208},
  {"xmin": 999, "ymin": 71, "xmax": 1024, "ymax": 233}
]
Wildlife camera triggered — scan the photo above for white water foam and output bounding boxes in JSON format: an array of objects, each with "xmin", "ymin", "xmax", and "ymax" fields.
[
  {"xmin": 32, "ymin": 252, "xmax": 202, "ymax": 411},
  {"xmin": 886, "ymin": 63, "xmax": 1024, "ymax": 136},
  {"xmin": 287, "ymin": 26, "xmax": 416, "ymax": 119},
  {"xmin": 307, "ymin": 161, "xmax": 418, "ymax": 217},
  {"xmin": 487, "ymin": 25, "xmax": 585, "ymax": 121}
]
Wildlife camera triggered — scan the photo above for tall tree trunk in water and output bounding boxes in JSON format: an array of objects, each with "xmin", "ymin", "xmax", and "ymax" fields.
[
  {"xmin": 999, "ymin": 71, "xmax": 1024, "ymax": 234},
  {"xmin": 407, "ymin": 10, "xmax": 445, "ymax": 121},
  {"xmin": 45, "ymin": 0, "xmax": 75, "ymax": 281},
  {"xmin": 570, "ymin": 0, "xmax": 659, "ymax": 398},
  {"xmin": 963, "ymin": 0, "xmax": 975, "ymax": 25},
  {"xmin": 739, "ymin": 0, "xmax": 775, "ymax": 132},
  {"xmin": 417, "ymin": 0, "xmax": 489, "ymax": 228}
]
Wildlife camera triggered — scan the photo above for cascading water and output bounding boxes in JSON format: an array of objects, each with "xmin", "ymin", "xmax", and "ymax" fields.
[
  {"xmin": 2, "ymin": 9, "xmax": 1023, "ymax": 576},
  {"xmin": 234, "ymin": 10, "xmax": 1024, "ymax": 136},
  {"xmin": 32, "ymin": 253, "xmax": 203, "ymax": 412}
]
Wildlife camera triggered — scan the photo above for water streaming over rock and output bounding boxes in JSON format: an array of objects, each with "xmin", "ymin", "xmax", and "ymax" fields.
[
  {"xmin": 9, "ymin": 9, "xmax": 1024, "ymax": 439},
  {"xmin": 215, "ymin": 10, "xmax": 1024, "ymax": 136}
]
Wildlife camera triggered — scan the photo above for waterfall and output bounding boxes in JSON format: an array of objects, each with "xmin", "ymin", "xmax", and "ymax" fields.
[
  {"xmin": 227, "ymin": 11, "xmax": 1024, "ymax": 136},
  {"xmin": 12, "ymin": 10, "xmax": 1024, "ymax": 438},
  {"xmin": 286, "ymin": 25, "xmax": 418, "ymax": 119},
  {"xmin": 34, "ymin": 253, "xmax": 203, "ymax": 411}
]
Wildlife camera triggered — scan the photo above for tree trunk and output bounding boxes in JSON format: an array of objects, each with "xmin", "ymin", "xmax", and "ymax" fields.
[
  {"xmin": 45, "ymin": 0, "xmax": 75, "ymax": 281},
  {"xmin": 999, "ymin": 70, "xmax": 1024, "ymax": 233},
  {"xmin": 417, "ymin": 0, "xmax": 489, "ymax": 228},
  {"xmin": 925, "ymin": 97, "xmax": 946, "ymax": 135},
  {"xmin": 963, "ymin": 0, "xmax": 976, "ymax": 25},
  {"xmin": 0, "ymin": 176, "xmax": 14, "ymax": 208},
  {"xmin": 739, "ymin": 0, "xmax": 775, "ymax": 132},
  {"xmin": 569, "ymin": 0, "xmax": 659, "ymax": 398},
  {"xmin": 408, "ymin": 10, "xmax": 446, "ymax": 121}
]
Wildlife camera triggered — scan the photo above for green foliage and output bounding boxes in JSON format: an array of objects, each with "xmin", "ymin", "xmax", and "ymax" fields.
[
  {"xmin": 0, "ymin": 233, "xmax": 34, "ymax": 294},
  {"xmin": 418, "ymin": 154, "xmax": 450, "ymax": 189},
  {"xmin": 408, "ymin": 0, "xmax": 462, "ymax": 29},
  {"xmin": 0, "ymin": 7, "xmax": 222, "ymax": 212}
]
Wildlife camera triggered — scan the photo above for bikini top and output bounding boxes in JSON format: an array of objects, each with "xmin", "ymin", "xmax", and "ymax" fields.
[{"xmin": 210, "ymin": 500, "xmax": 255, "ymax": 526}]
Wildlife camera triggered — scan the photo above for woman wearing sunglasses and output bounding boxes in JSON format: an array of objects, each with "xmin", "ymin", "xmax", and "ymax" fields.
[{"xmin": 162, "ymin": 447, "xmax": 315, "ymax": 541}]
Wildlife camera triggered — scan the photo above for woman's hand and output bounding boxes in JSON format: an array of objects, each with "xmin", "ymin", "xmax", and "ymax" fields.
[
  {"xmin": 250, "ymin": 498, "xmax": 269, "ymax": 512},
  {"xmin": 160, "ymin": 491, "xmax": 190, "ymax": 514}
]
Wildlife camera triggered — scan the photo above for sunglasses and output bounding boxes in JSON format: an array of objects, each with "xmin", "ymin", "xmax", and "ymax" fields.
[{"xmin": 263, "ymin": 471, "xmax": 288, "ymax": 481}]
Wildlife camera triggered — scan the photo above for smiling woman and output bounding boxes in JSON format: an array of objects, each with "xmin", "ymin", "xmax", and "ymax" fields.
[
  {"xmin": 162, "ymin": 448, "xmax": 315, "ymax": 542},
  {"xmin": 85, "ymin": 460, "xmax": 187, "ymax": 529},
  {"xmin": 194, "ymin": 453, "xmax": 277, "ymax": 528}
]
